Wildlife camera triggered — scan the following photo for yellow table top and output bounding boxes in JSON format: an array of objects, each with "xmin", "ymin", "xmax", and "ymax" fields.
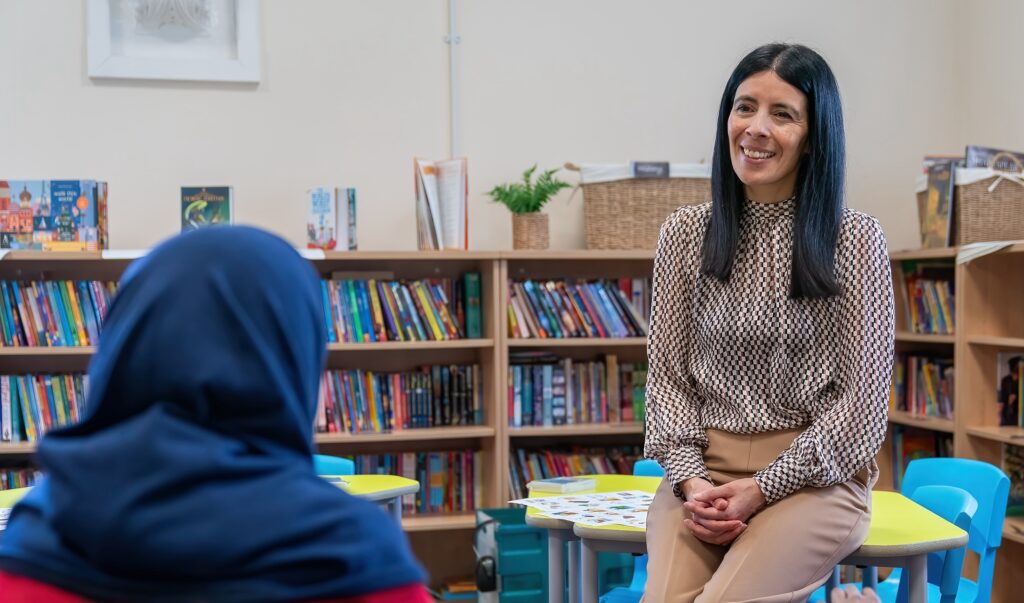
[
  {"xmin": 0, "ymin": 487, "xmax": 29, "ymax": 509},
  {"xmin": 323, "ymin": 474, "xmax": 420, "ymax": 502},
  {"xmin": 524, "ymin": 474, "xmax": 660, "ymax": 531},
  {"xmin": 0, "ymin": 475, "xmax": 420, "ymax": 510},
  {"xmin": 570, "ymin": 486, "xmax": 968, "ymax": 555}
]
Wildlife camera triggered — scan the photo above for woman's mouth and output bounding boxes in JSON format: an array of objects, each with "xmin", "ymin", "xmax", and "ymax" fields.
[{"xmin": 742, "ymin": 147, "xmax": 776, "ymax": 160}]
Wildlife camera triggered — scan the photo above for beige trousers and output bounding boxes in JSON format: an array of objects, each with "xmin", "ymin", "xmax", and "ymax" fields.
[{"xmin": 642, "ymin": 428, "xmax": 873, "ymax": 603}]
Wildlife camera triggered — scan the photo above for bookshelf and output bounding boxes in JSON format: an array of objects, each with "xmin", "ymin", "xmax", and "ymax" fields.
[{"xmin": 3, "ymin": 245, "xmax": 1022, "ymax": 596}]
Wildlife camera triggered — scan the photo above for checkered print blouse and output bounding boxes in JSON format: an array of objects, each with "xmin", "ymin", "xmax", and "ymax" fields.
[{"xmin": 643, "ymin": 198, "xmax": 895, "ymax": 504}]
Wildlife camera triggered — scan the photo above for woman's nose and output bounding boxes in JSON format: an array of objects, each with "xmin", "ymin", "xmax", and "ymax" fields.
[{"xmin": 745, "ymin": 111, "xmax": 770, "ymax": 137}]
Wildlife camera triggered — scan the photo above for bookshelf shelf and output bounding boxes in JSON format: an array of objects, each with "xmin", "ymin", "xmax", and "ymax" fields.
[
  {"xmin": 1005, "ymin": 517, "xmax": 1024, "ymax": 546},
  {"xmin": 509, "ymin": 423, "xmax": 644, "ymax": 438},
  {"xmin": 888, "ymin": 247, "xmax": 958, "ymax": 261},
  {"xmin": 887, "ymin": 410, "xmax": 956, "ymax": 433},
  {"xmin": 401, "ymin": 513, "xmax": 476, "ymax": 532},
  {"xmin": 328, "ymin": 339, "xmax": 493, "ymax": 352},
  {"xmin": 0, "ymin": 442, "xmax": 37, "ymax": 455},
  {"xmin": 964, "ymin": 425, "xmax": 1024, "ymax": 446},
  {"xmin": 0, "ymin": 347, "xmax": 96, "ymax": 357},
  {"xmin": 894, "ymin": 332, "xmax": 955, "ymax": 344},
  {"xmin": 502, "ymin": 250, "xmax": 655, "ymax": 261},
  {"xmin": 507, "ymin": 337, "xmax": 647, "ymax": 348},
  {"xmin": 965, "ymin": 335, "xmax": 1024, "ymax": 349},
  {"xmin": 315, "ymin": 426, "xmax": 495, "ymax": 444}
]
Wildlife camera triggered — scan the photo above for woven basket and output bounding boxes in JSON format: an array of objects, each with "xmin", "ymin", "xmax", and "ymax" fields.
[
  {"xmin": 512, "ymin": 212, "xmax": 549, "ymax": 250},
  {"xmin": 918, "ymin": 152, "xmax": 1024, "ymax": 246},
  {"xmin": 574, "ymin": 163, "xmax": 711, "ymax": 249}
]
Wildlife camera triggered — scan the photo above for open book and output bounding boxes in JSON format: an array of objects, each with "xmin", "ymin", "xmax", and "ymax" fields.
[{"xmin": 414, "ymin": 158, "xmax": 468, "ymax": 250}]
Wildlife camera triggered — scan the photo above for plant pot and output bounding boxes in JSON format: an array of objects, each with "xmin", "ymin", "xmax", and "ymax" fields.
[{"xmin": 512, "ymin": 212, "xmax": 549, "ymax": 250}]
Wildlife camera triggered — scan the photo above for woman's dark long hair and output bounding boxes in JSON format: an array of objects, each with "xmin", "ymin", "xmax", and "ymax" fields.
[{"xmin": 702, "ymin": 43, "xmax": 844, "ymax": 299}]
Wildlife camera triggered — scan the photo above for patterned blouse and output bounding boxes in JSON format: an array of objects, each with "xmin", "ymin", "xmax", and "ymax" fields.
[{"xmin": 643, "ymin": 198, "xmax": 895, "ymax": 505}]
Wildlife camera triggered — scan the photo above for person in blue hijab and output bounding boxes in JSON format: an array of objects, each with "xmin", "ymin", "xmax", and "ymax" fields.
[{"xmin": 0, "ymin": 226, "xmax": 430, "ymax": 602}]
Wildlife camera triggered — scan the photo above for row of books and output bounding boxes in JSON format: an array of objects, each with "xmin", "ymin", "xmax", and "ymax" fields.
[
  {"xmin": 508, "ymin": 445, "xmax": 643, "ymax": 501},
  {"xmin": 890, "ymin": 425, "xmax": 953, "ymax": 490},
  {"xmin": 901, "ymin": 261, "xmax": 955, "ymax": 335},
  {"xmin": 0, "ymin": 180, "xmax": 108, "ymax": 250},
  {"xmin": 0, "ymin": 281, "xmax": 117, "ymax": 347},
  {"xmin": 353, "ymin": 450, "xmax": 482, "ymax": 515},
  {"xmin": 315, "ymin": 365, "xmax": 483, "ymax": 434},
  {"xmin": 507, "ymin": 278, "xmax": 650, "ymax": 339},
  {"xmin": 321, "ymin": 274, "xmax": 481, "ymax": 343},
  {"xmin": 507, "ymin": 352, "xmax": 646, "ymax": 427},
  {"xmin": 0, "ymin": 465, "xmax": 39, "ymax": 491},
  {"xmin": 890, "ymin": 354, "xmax": 955, "ymax": 419},
  {"xmin": 1, "ymin": 374, "xmax": 87, "ymax": 442}
]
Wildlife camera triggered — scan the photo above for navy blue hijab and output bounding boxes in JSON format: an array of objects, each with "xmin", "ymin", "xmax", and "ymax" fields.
[{"xmin": 0, "ymin": 227, "xmax": 425, "ymax": 601}]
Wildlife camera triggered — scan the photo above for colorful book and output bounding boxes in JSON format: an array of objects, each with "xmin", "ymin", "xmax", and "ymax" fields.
[{"xmin": 181, "ymin": 186, "xmax": 232, "ymax": 232}]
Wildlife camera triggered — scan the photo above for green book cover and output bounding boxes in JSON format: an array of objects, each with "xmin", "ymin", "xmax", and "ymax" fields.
[{"xmin": 181, "ymin": 187, "xmax": 233, "ymax": 231}]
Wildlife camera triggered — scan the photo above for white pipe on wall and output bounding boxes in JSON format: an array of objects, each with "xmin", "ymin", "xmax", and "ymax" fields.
[{"xmin": 446, "ymin": 0, "xmax": 462, "ymax": 158}]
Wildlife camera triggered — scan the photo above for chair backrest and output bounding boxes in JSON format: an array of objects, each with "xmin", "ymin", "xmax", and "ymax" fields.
[
  {"xmin": 313, "ymin": 454, "xmax": 355, "ymax": 476},
  {"xmin": 633, "ymin": 459, "xmax": 665, "ymax": 478},
  {"xmin": 909, "ymin": 485, "xmax": 977, "ymax": 602},
  {"xmin": 901, "ymin": 458, "xmax": 1010, "ymax": 602}
]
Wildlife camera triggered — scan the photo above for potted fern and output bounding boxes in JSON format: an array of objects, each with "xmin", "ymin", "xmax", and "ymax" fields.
[{"xmin": 487, "ymin": 165, "xmax": 571, "ymax": 250}]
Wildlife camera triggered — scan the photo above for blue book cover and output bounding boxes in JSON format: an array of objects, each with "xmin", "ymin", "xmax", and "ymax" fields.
[{"xmin": 49, "ymin": 180, "xmax": 99, "ymax": 249}]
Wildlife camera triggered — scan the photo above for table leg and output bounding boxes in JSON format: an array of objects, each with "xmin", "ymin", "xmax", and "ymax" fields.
[
  {"xmin": 548, "ymin": 531, "xmax": 577, "ymax": 603},
  {"xmin": 568, "ymin": 539, "xmax": 580, "ymax": 603},
  {"xmin": 581, "ymin": 538, "xmax": 598, "ymax": 603},
  {"xmin": 906, "ymin": 555, "xmax": 927, "ymax": 603},
  {"xmin": 390, "ymin": 497, "xmax": 401, "ymax": 524}
]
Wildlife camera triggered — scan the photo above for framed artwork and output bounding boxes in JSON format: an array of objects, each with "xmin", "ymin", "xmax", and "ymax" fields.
[{"xmin": 86, "ymin": 0, "xmax": 261, "ymax": 83}]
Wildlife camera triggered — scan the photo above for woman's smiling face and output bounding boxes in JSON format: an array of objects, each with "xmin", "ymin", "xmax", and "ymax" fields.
[{"xmin": 727, "ymin": 70, "xmax": 809, "ymax": 202}]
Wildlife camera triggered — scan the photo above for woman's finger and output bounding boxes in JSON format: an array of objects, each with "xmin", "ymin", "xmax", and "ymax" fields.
[{"xmin": 684, "ymin": 502, "xmax": 732, "ymax": 521}]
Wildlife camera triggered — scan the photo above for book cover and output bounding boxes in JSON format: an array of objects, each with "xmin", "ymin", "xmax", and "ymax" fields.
[
  {"xmin": 338, "ymin": 187, "xmax": 357, "ymax": 250},
  {"xmin": 997, "ymin": 352, "xmax": 1023, "ymax": 427},
  {"xmin": 181, "ymin": 186, "xmax": 232, "ymax": 232},
  {"xmin": 920, "ymin": 162, "xmax": 955, "ymax": 248},
  {"xmin": 526, "ymin": 476, "xmax": 596, "ymax": 493},
  {"xmin": 0, "ymin": 181, "xmax": 46, "ymax": 249},
  {"xmin": 965, "ymin": 145, "xmax": 1024, "ymax": 171},
  {"xmin": 1004, "ymin": 444, "xmax": 1024, "ymax": 517},
  {"xmin": 47, "ymin": 180, "xmax": 99, "ymax": 250},
  {"xmin": 307, "ymin": 187, "xmax": 337, "ymax": 250}
]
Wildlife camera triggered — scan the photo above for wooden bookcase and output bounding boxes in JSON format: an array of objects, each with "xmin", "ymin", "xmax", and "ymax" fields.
[
  {"xmin": 884, "ymin": 244, "xmax": 1024, "ymax": 601},
  {"xmin": 2, "ymin": 245, "xmax": 1022, "ymax": 596}
]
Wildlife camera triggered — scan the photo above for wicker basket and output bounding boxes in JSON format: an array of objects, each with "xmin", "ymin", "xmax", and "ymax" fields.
[
  {"xmin": 512, "ymin": 212, "xmax": 549, "ymax": 250},
  {"xmin": 917, "ymin": 152, "xmax": 1024, "ymax": 246},
  {"xmin": 573, "ymin": 163, "xmax": 711, "ymax": 250}
]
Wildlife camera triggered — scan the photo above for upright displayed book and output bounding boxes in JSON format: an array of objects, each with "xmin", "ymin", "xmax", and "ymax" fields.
[
  {"xmin": 920, "ymin": 161, "xmax": 955, "ymax": 248},
  {"xmin": 0, "ymin": 180, "xmax": 108, "ymax": 250},
  {"xmin": 997, "ymin": 352, "xmax": 1023, "ymax": 427},
  {"xmin": 414, "ymin": 158, "xmax": 468, "ymax": 250},
  {"xmin": 181, "ymin": 186, "xmax": 232, "ymax": 232},
  {"xmin": 306, "ymin": 187, "xmax": 357, "ymax": 250},
  {"xmin": 964, "ymin": 145, "xmax": 1024, "ymax": 170}
]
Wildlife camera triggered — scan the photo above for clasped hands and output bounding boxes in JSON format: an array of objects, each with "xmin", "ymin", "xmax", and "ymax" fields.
[{"xmin": 679, "ymin": 477, "xmax": 766, "ymax": 545}]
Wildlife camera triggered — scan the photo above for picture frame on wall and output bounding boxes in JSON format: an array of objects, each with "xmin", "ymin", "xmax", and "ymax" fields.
[{"xmin": 86, "ymin": 0, "xmax": 261, "ymax": 83}]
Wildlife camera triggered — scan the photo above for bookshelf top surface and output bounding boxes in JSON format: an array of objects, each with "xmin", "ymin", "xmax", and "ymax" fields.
[
  {"xmin": 0, "ymin": 250, "xmax": 662, "ymax": 262},
  {"xmin": 889, "ymin": 247, "xmax": 958, "ymax": 261}
]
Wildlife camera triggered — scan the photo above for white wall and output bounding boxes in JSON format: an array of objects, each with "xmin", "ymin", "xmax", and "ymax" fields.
[{"xmin": 0, "ymin": 0, "xmax": 971, "ymax": 251}]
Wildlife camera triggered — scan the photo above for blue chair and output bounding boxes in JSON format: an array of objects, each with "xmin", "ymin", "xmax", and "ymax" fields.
[
  {"xmin": 814, "ymin": 457, "xmax": 1009, "ymax": 603},
  {"xmin": 884, "ymin": 458, "xmax": 1010, "ymax": 603},
  {"xmin": 812, "ymin": 484, "xmax": 977, "ymax": 603},
  {"xmin": 599, "ymin": 459, "xmax": 665, "ymax": 603},
  {"xmin": 312, "ymin": 454, "xmax": 355, "ymax": 476}
]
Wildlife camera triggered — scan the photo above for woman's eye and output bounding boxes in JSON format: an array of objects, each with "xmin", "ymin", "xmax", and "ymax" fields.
[
  {"xmin": 736, "ymin": 104, "xmax": 753, "ymax": 113},
  {"xmin": 775, "ymin": 111, "xmax": 792, "ymax": 120}
]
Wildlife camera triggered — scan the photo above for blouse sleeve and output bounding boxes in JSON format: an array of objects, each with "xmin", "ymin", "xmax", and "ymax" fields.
[
  {"xmin": 643, "ymin": 207, "xmax": 711, "ymax": 497},
  {"xmin": 753, "ymin": 214, "xmax": 895, "ymax": 505}
]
